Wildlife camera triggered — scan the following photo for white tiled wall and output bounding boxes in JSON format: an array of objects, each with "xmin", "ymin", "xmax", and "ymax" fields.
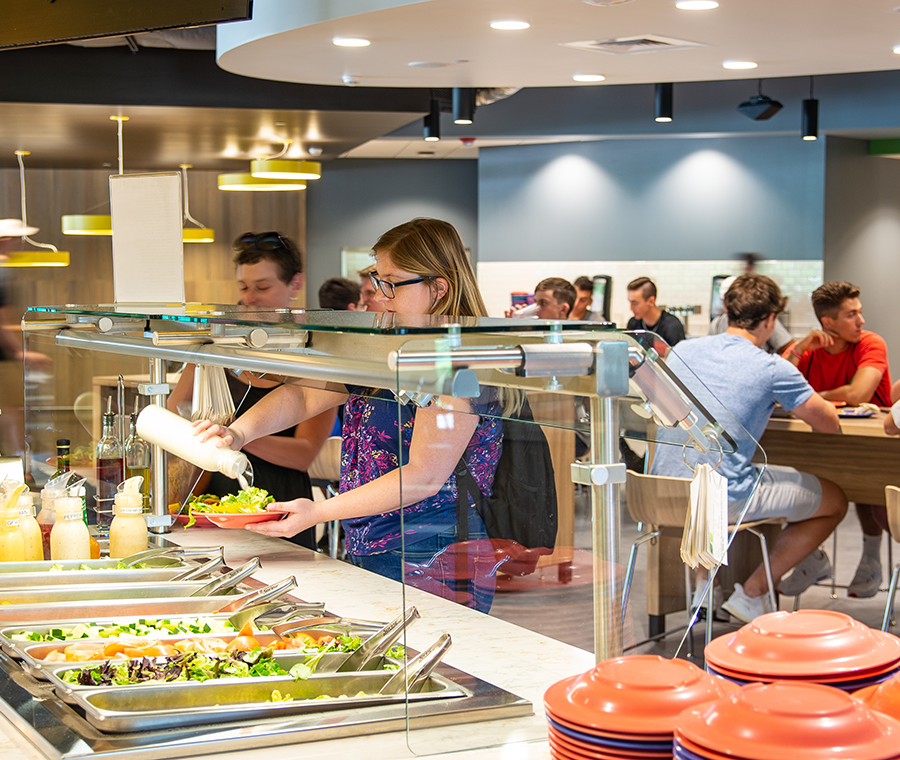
[{"xmin": 477, "ymin": 259, "xmax": 824, "ymax": 338}]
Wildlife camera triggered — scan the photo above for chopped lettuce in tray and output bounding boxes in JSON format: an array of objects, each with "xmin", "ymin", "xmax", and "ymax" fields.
[{"xmin": 9, "ymin": 617, "xmax": 239, "ymax": 643}]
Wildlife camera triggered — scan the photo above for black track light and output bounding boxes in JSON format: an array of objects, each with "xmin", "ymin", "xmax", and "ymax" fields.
[
  {"xmin": 424, "ymin": 97, "xmax": 441, "ymax": 141},
  {"xmin": 655, "ymin": 83, "xmax": 673, "ymax": 123},
  {"xmin": 802, "ymin": 77, "xmax": 818, "ymax": 141},
  {"xmin": 452, "ymin": 88, "xmax": 476, "ymax": 125}
]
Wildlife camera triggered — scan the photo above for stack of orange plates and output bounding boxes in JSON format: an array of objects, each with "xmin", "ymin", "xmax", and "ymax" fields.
[
  {"xmin": 675, "ymin": 681, "xmax": 900, "ymax": 759},
  {"xmin": 855, "ymin": 672, "xmax": 900, "ymax": 722},
  {"xmin": 544, "ymin": 655, "xmax": 737, "ymax": 760},
  {"xmin": 705, "ymin": 610, "xmax": 900, "ymax": 691}
]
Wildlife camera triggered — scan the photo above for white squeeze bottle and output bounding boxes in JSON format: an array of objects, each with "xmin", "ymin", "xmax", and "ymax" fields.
[
  {"xmin": 51, "ymin": 479, "xmax": 91, "ymax": 561},
  {"xmin": 17, "ymin": 491, "xmax": 43, "ymax": 562},
  {"xmin": 109, "ymin": 476, "xmax": 148, "ymax": 558},
  {"xmin": 0, "ymin": 481, "xmax": 27, "ymax": 563},
  {"xmin": 136, "ymin": 405, "xmax": 253, "ymax": 486}
]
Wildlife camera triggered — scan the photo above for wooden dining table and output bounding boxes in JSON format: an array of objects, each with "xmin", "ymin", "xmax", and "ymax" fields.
[{"xmin": 641, "ymin": 410, "xmax": 900, "ymax": 637}]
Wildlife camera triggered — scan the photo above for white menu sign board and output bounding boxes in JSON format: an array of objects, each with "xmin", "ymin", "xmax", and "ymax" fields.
[{"xmin": 110, "ymin": 172, "xmax": 185, "ymax": 304}]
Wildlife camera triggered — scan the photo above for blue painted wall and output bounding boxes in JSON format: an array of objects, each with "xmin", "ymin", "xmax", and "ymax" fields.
[
  {"xmin": 478, "ymin": 136, "xmax": 825, "ymax": 262},
  {"xmin": 305, "ymin": 158, "xmax": 478, "ymax": 296}
]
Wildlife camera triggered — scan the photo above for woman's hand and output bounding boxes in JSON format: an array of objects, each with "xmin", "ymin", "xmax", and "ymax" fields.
[
  {"xmin": 245, "ymin": 498, "xmax": 320, "ymax": 537},
  {"xmin": 191, "ymin": 419, "xmax": 245, "ymax": 450}
]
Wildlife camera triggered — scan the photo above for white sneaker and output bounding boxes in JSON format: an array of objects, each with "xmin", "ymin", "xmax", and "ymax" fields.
[
  {"xmin": 777, "ymin": 549, "xmax": 832, "ymax": 596},
  {"xmin": 721, "ymin": 583, "xmax": 773, "ymax": 624},
  {"xmin": 848, "ymin": 555, "xmax": 882, "ymax": 598}
]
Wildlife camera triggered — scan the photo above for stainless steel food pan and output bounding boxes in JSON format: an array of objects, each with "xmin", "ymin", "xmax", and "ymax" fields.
[
  {"xmin": 0, "ymin": 579, "xmax": 247, "ymax": 606},
  {"xmin": 71, "ymin": 671, "xmax": 467, "ymax": 733}
]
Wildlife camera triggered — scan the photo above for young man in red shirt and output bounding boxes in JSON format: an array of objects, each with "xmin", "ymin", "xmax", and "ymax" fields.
[{"xmin": 781, "ymin": 281, "xmax": 892, "ymax": 598}]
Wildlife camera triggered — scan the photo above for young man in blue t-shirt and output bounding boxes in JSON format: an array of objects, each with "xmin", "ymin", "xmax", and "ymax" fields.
[{"xmin": 651, "ymin": 274, "xmax": 848, "ymax": 623}]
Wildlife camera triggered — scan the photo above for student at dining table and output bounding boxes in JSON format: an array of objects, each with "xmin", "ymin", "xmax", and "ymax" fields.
[
  {"xmin": 781, "ymin": 281, "xmax": 892, "ymax": 599},
  {"xmin": 192, "ymin": 218, "xmax": 509, "ymax": 612}
]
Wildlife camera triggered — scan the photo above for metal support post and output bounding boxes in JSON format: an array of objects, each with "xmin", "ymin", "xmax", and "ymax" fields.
[
  {"xmin": 591, "ymin": 395, "xmax": 621, "ymax": 663},
  {"xmin": 148, "ymin": 358, "xmax": 170, "ymax": 534}
]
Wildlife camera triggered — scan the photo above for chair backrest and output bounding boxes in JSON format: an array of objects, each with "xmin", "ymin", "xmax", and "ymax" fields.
[
  {"xmin": 625, "ymin": 470, "xmax": 691, "ymax": 527},
  {"xmin": 885, "ymin": 486, "xmax": 900, "ymax": 543},
  {"xmin": 307, "ymin": 436, "xmax": 341, "ymax": 483}
]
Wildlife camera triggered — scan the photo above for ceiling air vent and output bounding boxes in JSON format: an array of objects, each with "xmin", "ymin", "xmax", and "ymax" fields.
[{"xmin": 560, "ymin": 34, "xmax": 706, "ymax": 55}]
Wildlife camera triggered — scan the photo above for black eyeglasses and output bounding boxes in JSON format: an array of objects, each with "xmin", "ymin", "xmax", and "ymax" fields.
[
  {"xmin": 234, "ymin": 231, "xmax": 289, "ymax": 252},
  {"xmin": 368, "ymin": 272, "xmax": 427, "ymax": 299}
]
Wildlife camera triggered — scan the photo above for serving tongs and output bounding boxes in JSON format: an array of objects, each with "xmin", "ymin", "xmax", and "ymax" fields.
[
  {"xmin": 215, "ymin": 576, "xmax": 299, "ymax": 614},
  {"xmin": 118, "ymin": 546, "xmax": 224, "ymax": 568},
  {"xmin": 272, "ymin": 615, "xmax": 386, "ymax": 639},
  {"xmin": 188, "ymin": 558, "xmax": 260, "ymax": 596},
  {"xmin": 171, "ymin": 554, "xmax": 226, "ymax": 582},
  {"xmin": 379, "ymin": 633, "xmax": 452, "ymax": 695},
  {"xmin": 227, "ymin": 601, "xmax": 327, "ymax": 631},
  {"xmin": 309, "ymin": 606, "xmax": 420, "ymax": 674}
]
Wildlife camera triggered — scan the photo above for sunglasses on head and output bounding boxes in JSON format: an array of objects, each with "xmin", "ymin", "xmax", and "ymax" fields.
[{"xmin": 234, "ymin": 231, "xmax": 289, "ymax": 252}]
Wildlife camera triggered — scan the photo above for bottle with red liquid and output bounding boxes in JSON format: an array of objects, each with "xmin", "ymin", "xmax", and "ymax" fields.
[
  {"xmin": 37, "ymin": 470, "xmax": 73, "ymax": 561},
  {"xmin": 94, "ymin": 411, "xmax": 123, "ymax": 539}
]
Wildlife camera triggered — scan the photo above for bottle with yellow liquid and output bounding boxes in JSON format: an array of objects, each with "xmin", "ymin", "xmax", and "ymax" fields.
[
  {"xmin": 17, "ymin": 492, "xmax": 42, "ymax": 562},
  {"xmin": 109, "ymin": 476, "xmax": 148, "ymax": 559},
  {"xmin": 0, "ymin": 505, "xmax": 25, "ymax": 563},
  {"xmin": 51, "ymin": 480, "xmax": 91, "ymax": 561}
]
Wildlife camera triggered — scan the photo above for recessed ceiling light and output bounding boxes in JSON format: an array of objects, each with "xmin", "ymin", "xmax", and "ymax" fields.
[
  {"xmin": 408, "ymin": 61, "xmax": 450, "ymax": 68},
  {"xmin": 894, "ymin": 45, "xmax": 900, "ymax": 55},
  {"xmin": 573, "ymin": 74, "xmax": 606, "ymax": 82},
  {"xmin": 333, "ymin": 37, "xmax": 370, "ymax": 47},
  {"xmin": 676, "ymin": 1, "xmax": 719, "ymax": 9},
  {"xmin": 723, "ymin": 60, "xmax": 758, "ymax": 70},
  {"xmin": 490, "ymin": 20, "xmax": 530, "ymax": 30}
]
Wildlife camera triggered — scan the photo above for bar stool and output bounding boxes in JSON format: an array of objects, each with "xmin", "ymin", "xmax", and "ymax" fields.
[{"xmin": 881, "ymin": 485, "xmax": 900, "ymax": 631}]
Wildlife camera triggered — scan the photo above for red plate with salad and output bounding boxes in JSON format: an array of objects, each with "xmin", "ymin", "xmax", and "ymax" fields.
[{"xmin": 176, "ymin": 488, "xmax": 282, "ymax": 529}]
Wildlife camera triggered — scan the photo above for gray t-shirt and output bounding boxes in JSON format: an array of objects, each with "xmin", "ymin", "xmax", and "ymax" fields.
[
  {"xmin": 709, "ymin": 313, "xmax": 792, "ymax": 354},
  {"xmin": 650, "ymin": 333, "xmax": 813, "ymax": 503}
]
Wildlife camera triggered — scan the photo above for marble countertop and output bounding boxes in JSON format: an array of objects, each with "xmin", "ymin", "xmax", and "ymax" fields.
[{"xmin": 0, "ymin": 528, "xmax": 596, "ymax": 760}]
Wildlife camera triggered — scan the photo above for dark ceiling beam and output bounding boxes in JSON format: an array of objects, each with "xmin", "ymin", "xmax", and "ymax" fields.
[{"xmin": 0, "ymin": 45, "xmax": 431, "ymax": 113}]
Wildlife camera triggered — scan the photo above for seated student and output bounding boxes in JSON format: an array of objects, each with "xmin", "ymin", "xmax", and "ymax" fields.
[
  {"xmin": 318, "ymin": 277, "xmax": 363, "ymax": 311},
  {"xmin": 569, "ymin": 276, "xmax": 605, "ymax": 322},
  {"xmin": 709, "ymin": 276, "xmax": 793, "ymax": 354},
  {"xmin": 626, "ymin": 277, "xmax": 685, "ymax": 348},
  {"xmin": 651, "ymin": 274, "xmax": 847, "ymax": 623},
  {"xmin": 781, "ymin": 281, "xmax": 892, "ymax": 598},
  {"xmin": 504, "ymin": 277, "xmax": 576, "ymax": 319}
]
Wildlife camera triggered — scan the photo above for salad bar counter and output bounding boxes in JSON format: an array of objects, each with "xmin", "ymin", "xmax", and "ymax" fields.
[{"xmin": 0, "ymin": 542, "xmax": 531, "ymax": 760}]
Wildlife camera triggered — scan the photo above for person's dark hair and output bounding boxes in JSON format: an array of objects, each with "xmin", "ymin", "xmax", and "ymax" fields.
[
  {"xmin": 318, "ymin": 277, "xmax": 361, "ymax": 310},
  {"xmin": 233, "ymin": 231, "xmax": 303, "ymax": 284},
  {"xmin": 724, "ymin": 273, "xmax": 787, "ymax": 330},
  {"xmin": 811, "ymin": 281, "xmax": 861, "ymax": 324},
  {"xmin": 574, "ymin": 275, "xmax": 593, "ymax": 292},
  {"xmin": 626, "ymin": 276, "xmax": 657, "ymax": 300},
  {"xmin": 535, "ymin": 277, "xmax": 576, "ymax": 311}
]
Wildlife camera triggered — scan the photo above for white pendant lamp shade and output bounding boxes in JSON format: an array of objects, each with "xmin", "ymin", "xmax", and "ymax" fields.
[{"xmin": 217, "ymin": 173, "xmax": 307, "ymax": 191}]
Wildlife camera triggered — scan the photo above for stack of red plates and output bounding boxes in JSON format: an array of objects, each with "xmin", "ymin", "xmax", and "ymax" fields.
[
  {"xmin": 675, "ymin": 681, "xmax": 900, "ymax": 759},
  {"xmin": 544, "ymin": 655, "xmax": 737, "ymax": 760},
  {"xmin": 705, "ymin": 610, "xmax": 900, "ymax": 691}
]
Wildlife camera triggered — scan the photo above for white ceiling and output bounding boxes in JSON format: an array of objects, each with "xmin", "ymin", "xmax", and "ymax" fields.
[{"xmin": 217, "ymin": 0, "xmax": 900, "ymax": 89}]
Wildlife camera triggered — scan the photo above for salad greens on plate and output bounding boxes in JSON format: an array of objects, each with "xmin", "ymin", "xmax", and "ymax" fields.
[{"xmin": 186, "ymin": 487, "xmax": 274, "ymax": 527}]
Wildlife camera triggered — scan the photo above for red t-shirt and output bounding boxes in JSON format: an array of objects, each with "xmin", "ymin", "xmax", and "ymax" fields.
[{"xmin": 797, "ymin": 330, "xmax": 892, "ymax": 406}]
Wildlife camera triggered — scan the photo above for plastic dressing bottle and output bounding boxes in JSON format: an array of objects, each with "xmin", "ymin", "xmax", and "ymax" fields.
[
  {"xmin": 51, "ymin": 480, "xmax": 91, "ymax": 561},
  {"xmin": 109, "ymin": 476, "xmax": 148, "ymax": 558},
  {"xmin": 38, "ymin": 471, "xmax": 74, "ymax": 561},
  {"xmin": 136, "ymin": 405, "xmax": 253, "ymax": 486},
  {"xmin": 0, "ymin": 481, "xmax": 27, "ymax": 563},
  {"xmin": 17, "ymin": 492, "xmax": 43, "ymax": 562}
]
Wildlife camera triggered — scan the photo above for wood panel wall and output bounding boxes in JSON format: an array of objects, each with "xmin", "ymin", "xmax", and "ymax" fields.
[{"xmin": 0, "ymin": 167, "xmax": 307, "ymax": 461}]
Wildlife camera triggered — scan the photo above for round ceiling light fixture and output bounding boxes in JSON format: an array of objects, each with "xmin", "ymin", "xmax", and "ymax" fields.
[
  {"xmin": 893, "ymin": 45, "xmax": 900, "ymax": 55},
  {"xmin": 250, "ymin": 159, "xmax": 322, "ymax": 180},
  {"xmin": 490, "ymin": 20, "xmax": 530, "ymax": 30},
  {"xmin": 723, "ymin": 60, "xmax": 758, "ymax": 70},
  {"xmin": 408, "ymin": 61, "xmax": 450, "ymax": 68},
  {"xmin": 676, "ymin": 1, "xmax": 719, "ymax": 9},
  {"xmin": 573, "ymin": 74, "xmax": 606, "ymax": 82},
  {"xmin": 217, "ymin": 174, "xmax": 306, "ymax": 191},
  {"xmin": 333, "ymin": 37, "xmax": 370, "ymax": 47}
]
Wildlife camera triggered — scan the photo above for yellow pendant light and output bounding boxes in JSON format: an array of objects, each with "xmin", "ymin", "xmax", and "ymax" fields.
[
  {"xmin": 250, "ymin": 159, "xmax": 321, "ymax": 180},
  {"xmin": 3, "ymin": 151, "xmax": 70, "ymax": 268},
  {"xmin": 62, "ymin": 115, "xmax": 127, "ymax": 236},
  {"xmin": 180, "ymin": 165, "xmax": 215, "ymax": 243},
  {"xmin": 217, "ymin": 173, "xmax": 306, "ymax": 191}
]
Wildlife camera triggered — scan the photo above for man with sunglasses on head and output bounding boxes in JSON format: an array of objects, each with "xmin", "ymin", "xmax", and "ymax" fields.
[{"xmin": 168, "ymin": 232, "xmax": 336, "ymax": 551}]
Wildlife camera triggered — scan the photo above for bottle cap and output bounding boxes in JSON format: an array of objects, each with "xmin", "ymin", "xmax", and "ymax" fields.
[{"xmin": 57, "ymin": 438, "xmax": 70, "ymax": 447}]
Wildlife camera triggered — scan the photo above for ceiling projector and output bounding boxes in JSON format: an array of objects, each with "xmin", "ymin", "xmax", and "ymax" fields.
[{"xmin": 737, "ymin": 94, "xmax": 783, "ymax": 121}]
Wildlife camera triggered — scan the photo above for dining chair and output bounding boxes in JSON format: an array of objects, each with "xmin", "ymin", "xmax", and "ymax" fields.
[
  {"xmin": 307, "ymin": 436, "xmax": 342, "ymax": 558},
  {"xmin": 623, "ymin": 470, "xmax": 783, "ymax": 640},
  {"xmin": 881, "ymin": 485, "xmax": 900, "ymax": 631}
]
